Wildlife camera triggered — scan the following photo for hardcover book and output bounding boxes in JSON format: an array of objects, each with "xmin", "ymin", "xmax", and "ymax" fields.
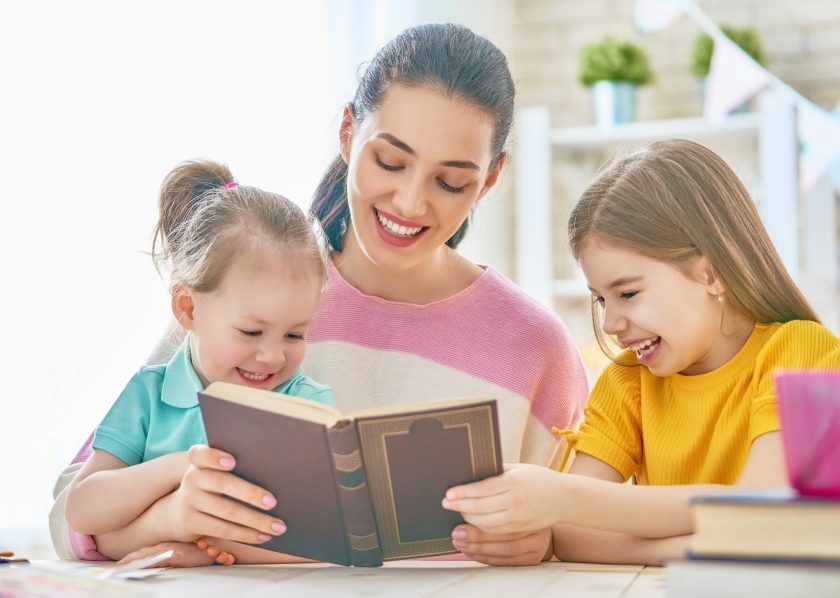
[
  {"xmin": 198, "ymin": 381, "xmax": 503, "ymax": 567},
  {"xmin": 689, "ymin": 490, "xmax": 840, "ymax": 561}
]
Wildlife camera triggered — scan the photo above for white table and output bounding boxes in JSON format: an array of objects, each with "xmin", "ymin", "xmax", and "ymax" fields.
[
  {"xmin": 128, "ymin": 561, "xmax": 666, "ymax": 597},
  {"xmin": 1, "ymin": 560, "xmax": 668, "ymax": 597}
]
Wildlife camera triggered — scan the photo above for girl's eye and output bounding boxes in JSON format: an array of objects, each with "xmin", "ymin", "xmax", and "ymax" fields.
[
  {"xmin": 438, "ymin": 178, "xmax": 466, "ymax": 194},
  {"xmin": 376, "ymin": 157, "xmax": 402, "ymax": 172},
  {"xmin": 620, "ymin": 291, "xmax": 638, "ymax": 300},
  {"xmin": 239, "ymin": 329, "xmax": 262, "ymax": 338},
  {"xmin": 286, "ymin": 333, "xmax": 305, "ymax": 341}
]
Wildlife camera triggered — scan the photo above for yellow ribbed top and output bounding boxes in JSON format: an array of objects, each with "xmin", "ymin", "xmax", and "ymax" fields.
[{"xmin": 569, "ymin": 320, "xmax": 840, "ymax": 485}]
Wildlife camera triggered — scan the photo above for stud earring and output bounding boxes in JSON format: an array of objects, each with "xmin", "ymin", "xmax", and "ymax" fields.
[{"xmin": 717, "ymin": 293, "xmax": 724, "ymax": 304}]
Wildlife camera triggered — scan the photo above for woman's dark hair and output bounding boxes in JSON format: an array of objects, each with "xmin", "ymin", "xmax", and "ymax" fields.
[{"xmin": 311, "ymin": 23, "xmax": 515, "ymax": 251}]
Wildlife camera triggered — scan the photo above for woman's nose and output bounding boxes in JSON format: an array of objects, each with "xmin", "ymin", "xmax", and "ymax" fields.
[{"xmin": 391, "ymin": 176, "xmax": 426, "ymax": 220}]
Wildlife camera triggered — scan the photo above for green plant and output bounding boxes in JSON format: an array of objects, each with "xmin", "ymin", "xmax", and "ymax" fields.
[
  {"xmin": 690, "ymin": 25, "xmax": 767, "ymax": 77},
  {"xmin": 578, "ymin": 37, "xmax": 654, "ymax": 86}
]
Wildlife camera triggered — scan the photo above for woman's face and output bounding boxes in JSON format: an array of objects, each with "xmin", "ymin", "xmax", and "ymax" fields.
[{"xmin": 340, "ymin": 84, "xmax": 504, "ymax": 273}]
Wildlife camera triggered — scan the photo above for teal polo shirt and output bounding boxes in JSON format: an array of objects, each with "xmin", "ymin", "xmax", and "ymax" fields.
[{"xmin": 92, "ymin": 339, "xmax": 334, "ymax": 465}]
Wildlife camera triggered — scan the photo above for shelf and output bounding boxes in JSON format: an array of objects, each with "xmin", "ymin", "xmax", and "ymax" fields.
[{"xmin": 550, "ymin": 113, "xmax": 760, "ymax": 151}]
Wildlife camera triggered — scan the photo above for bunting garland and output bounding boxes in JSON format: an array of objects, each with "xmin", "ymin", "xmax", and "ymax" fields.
[{"xmin": 634, "ymin": 0, "xmax": 840, "ymax": 192}]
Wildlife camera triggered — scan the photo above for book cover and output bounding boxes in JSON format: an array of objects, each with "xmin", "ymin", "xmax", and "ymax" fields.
[
  {"xmin": 198, "ymin": 382, "xmax": 502, "ymax": 566},
  {"xmin": 690, "ymin": 490, "xmax": 840, "ymax": 561}
]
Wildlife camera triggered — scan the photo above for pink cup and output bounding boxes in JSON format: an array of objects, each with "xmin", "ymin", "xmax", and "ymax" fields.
[{"xmin": 775, "ymin": 371, "xmax": 840, "ymax": 498}]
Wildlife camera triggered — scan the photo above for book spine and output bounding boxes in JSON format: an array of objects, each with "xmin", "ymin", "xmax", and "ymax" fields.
[{"xmin": 327, "ymin": 422, "xmax": 383, "ymax": 567}]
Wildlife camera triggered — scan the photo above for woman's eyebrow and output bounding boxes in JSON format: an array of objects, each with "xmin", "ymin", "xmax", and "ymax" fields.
[{"xmin": 377, "ymin": 133, "xmax": 480, "ymax": 170}]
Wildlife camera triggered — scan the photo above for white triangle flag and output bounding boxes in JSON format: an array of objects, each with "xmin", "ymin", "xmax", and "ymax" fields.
[
  {"xmin": 798, "ymin": 101, "xmax": 840, "ymax": 192},
  {"xmin": 635, "ymin": 0, "xmax": 684, "ymax": 33},
  {"xmin": 704, "ymin": 37, "xmax": 770, "ymax": 120}
]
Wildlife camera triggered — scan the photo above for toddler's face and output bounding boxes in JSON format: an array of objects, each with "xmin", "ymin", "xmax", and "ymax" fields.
[
  {"xmin": 579, "ymin": 236, "xmax": 735, "ymax": 377},
  {"xmin": 184, "ymin": 246, "xmax": 321, "ymax": 390}
]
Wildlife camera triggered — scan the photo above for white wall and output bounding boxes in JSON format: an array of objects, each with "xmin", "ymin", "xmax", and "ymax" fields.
[{"xmin": 0, "ymin": 0, "xmax": 336, "ymax": 553}]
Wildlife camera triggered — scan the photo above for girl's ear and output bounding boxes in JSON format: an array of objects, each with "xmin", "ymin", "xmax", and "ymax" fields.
[
  {"xmin": 171, "ymin": 284, "xmax": 196, "ymax": 331},
  {"xmin": 696, "ymin": 255, "xmax": 725, "ymax": 296},
  {"xmin": 477, "ymin": 153, "xmax": 507, "ymax": 200},
  {"xmin": 339, "ymin": 104, "xmax": 354, "ymax": 165}
]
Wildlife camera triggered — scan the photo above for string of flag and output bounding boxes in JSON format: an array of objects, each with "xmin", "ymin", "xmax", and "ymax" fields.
[{"xmin": 635, "ymin": 0, "xmax": 840, "ymax": 192}]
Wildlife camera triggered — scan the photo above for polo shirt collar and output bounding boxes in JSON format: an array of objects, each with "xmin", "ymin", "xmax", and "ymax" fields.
[{"xmin": 160, "ymin": 338, "xmax": 205, "ymax": 409}]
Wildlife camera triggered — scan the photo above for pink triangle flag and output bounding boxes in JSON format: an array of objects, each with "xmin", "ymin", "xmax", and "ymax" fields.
[{"xmin": 704, "ymin": 37, "xmax": 770, "ymax": 120}]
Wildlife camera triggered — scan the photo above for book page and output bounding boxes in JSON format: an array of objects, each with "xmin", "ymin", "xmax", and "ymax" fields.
[{"xmin": 202, "ymin": 381, "xmax": 342, "ymax": 425}]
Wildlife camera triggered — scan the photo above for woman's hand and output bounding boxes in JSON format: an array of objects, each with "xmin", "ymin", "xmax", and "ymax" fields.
[
  {"xmin": 165, "ymin": 445, "xmax": 287, "ymax": 545},
  {"xmin": 450, "ymin": 524, "xmax": 553, "ymax": 566},
  {"xmin": 442, "ymin": 463, "xmax": 565, "ymax": 534},
  {"xmin": 116, "ymin": 541, "xmax": 233, "ymax": 568}
]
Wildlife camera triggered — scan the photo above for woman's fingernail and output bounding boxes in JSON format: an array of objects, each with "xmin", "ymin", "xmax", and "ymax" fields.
[
  {"xmin": 257, "ymin": 533, "xmax": 271, "ymax": 542},
  {"xmin": 262, "ymin": 494, "xmax": 277, "ymax": 508},
  {"xmin": 271, "ymin": 521, "xmax": 286, "ymax": 534},
  {"xmin": 451, "ymin": 529, "xmax": 467, "ymax": 540},
  {"xmin": 219, "ymin": 456, "xmax": 235, "ymax": 469}
]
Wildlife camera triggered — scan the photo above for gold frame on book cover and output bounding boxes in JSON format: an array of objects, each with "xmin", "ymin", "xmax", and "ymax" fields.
[{"xmin": 356, "ymin": 403, "xmax": 500, "ymax": 560}]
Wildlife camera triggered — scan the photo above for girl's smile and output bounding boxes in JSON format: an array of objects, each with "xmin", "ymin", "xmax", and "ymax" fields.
[{"xmin": 580, "ymin": 236, "xmax": 754, "ymax": 377}]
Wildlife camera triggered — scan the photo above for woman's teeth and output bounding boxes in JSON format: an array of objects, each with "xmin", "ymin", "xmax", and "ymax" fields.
[{"xmin": 377, "ymin": 211, "xmax": 424, "ymax": 237}]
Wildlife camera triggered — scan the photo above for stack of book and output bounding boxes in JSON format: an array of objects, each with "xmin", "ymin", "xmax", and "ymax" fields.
[
  {"xmin": 667, "ymin": 490, "xmax": 840, "ymax": 597},
  {"xmin": 669, "ymin": 372, "xmax": 840, "ymax": 597}
]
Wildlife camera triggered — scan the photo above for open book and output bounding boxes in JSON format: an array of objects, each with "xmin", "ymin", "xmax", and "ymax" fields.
[{"xmin": 198, "ymin": 382, "xmax": 502, "ymax": 567}]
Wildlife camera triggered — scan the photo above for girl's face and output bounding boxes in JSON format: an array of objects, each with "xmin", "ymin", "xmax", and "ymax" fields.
[
  {"xmin": 339, "ymin": 84, "xmax": 504, "ymax": 273},
  {"xmin": 579, "ymin": 236, "xmax": 741, "ymax": 377},
  {"xmin": 175, "ymin": 245, "xmax": 322, "ymax": 390}
]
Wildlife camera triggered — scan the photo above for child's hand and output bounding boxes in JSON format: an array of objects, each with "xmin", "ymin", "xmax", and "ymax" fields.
[
  {"xmin": 165, "ymin": 444, "xmax": 287, "ymax": 545},
  {"xmin": 442, "ymin": 463, "xmax": 565, "ymax": 534},
  {"xmin": 450, "ymin": 524, "xmax": 553, "ymax": 566},
  {"xmin": 195, "ymin": 537, "xmax": 235, "ymax": 566},
  {"xmin": 116, "ymin": 541, "xmax": 232, "ymax": 568}
]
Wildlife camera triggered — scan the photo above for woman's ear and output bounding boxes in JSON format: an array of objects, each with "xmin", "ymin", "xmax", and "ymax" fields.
[
  {"xmin": 339, "ymin": 104, "xmax": 354, "ymax": 165},
  {"xmin": 477, "ymin": 153, "xmax": 507, "ymax": 200},
  {"xmin": 171, "ymin": 284, "xmax": 196, "ymax": 331}
]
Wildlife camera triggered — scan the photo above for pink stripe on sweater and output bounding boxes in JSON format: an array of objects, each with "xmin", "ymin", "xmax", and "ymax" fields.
[{"xmin": 309, "ymin": 260, "xmax": 587, "ymax": 430}]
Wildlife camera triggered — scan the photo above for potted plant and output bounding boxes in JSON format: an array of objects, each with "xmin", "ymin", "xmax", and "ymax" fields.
[
  {"xmin": 578, "ymin": 36, "xmax": 654, "ymax": 127},
  {"xmin": 690, "ymin": 25, "xmax": 767, "ymax": 113}
]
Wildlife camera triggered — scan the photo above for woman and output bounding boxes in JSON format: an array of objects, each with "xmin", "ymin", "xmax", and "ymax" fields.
[{"xmin": 50, "ymin": 23, "xmax": 588, "ymax": 567}]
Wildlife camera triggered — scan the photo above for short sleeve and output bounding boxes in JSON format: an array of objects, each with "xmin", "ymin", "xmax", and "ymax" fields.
[
  {"xmin": 91, "ymin": 368, "xmax": 161, "ymax": 465},
  {"xmin": 748, "ymin": 321, "xmax": 840, "ymax": 442},
  {"xmin": 571, "ymin": 358, "xmax": 643, "ymax": 481}
]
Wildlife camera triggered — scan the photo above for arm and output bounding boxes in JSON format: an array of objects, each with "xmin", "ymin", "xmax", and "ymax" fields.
[
  {"xmin": 92, "ymin": 445, "xmax": 288, "ymax": 560},
  {"xmin": 444, "ymin": 433, "xmax": 787, "ymax": 540},
  {"xmin": 66, "ymin": 449, "xmax": 188, "ymax": 535}
]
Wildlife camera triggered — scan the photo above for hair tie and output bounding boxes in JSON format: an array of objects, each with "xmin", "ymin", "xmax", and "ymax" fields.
[{"xmin": 223, "ymin": 182, "xmax": 239, "ymax": 189}]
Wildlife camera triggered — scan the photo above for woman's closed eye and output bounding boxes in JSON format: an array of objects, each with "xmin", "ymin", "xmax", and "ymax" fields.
[
  {"xmin": 375, "ymin": 156, "xmax": 402, "ymax": 172},
  {"xmin": 285, "ymin": 332, "xmax": 305, "ymax": 341},
  {"xmin": 437, "ymin": 178, "xmax": 466, "ymax": 194}
]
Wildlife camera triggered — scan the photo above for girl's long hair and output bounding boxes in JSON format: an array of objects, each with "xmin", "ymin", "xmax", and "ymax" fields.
[{"xmin": 567, "ymin": 139, "xmax": 818, "ymax": 357}]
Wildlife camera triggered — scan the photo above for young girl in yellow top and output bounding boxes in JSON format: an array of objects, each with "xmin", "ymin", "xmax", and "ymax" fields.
[{"xmin": 442, "ymin": 138, "xmax": 840, "ymax": 565}]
